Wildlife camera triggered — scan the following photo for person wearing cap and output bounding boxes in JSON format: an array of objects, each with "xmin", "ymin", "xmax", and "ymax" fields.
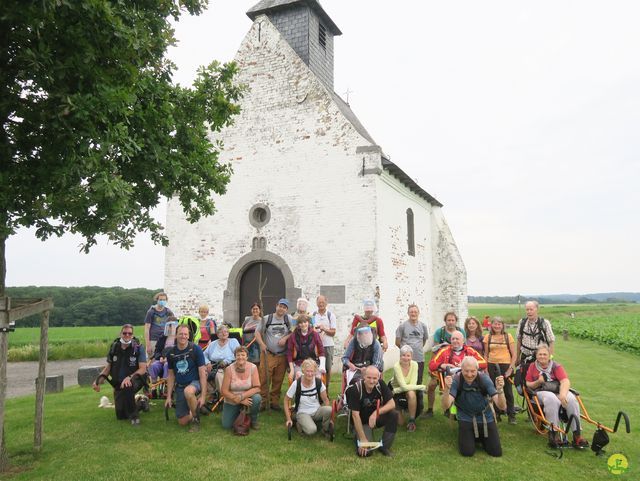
[
  {"xmin": 343, "ymin": 299, "xmax": 388, "ymax": 352},
  {"xmin": 254, "ymin": 298, "xmax": 293, "ymax": 411}
]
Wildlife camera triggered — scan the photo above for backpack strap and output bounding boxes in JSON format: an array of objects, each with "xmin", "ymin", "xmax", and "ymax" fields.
[
  {"xmin": 108, "ymin": 338, "xmax": 120, "ymax": 360},
  {"xmin": 537, "ymin": 318, "xmax": 549, "ymax": 345},
  {"xmin": 315, "ymin": 377, "xmax": 322, "ymax": 402},
  {"xmin": 294, "ymin": 379, "xmax": 302, "ymax": 411},
  {"xmin": 518, "ymin": 318, "xmax": 526, "ymax": 341}
]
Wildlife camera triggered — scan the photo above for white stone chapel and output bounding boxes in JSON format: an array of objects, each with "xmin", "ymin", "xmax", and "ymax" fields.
[{"xmin": 164, "ymin": 0, "xmax": 467, "ymax": 364}]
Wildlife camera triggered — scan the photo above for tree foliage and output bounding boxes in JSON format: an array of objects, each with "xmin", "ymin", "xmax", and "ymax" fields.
[
  {"xmin": 0, "ymin": 0, "xmax": 243, "ymax": 262},
  {"xmin": 0, "ymin": 2, "xmax": 242, "ymax": 467},
  {"xmin": 6, "ymin": 286, "xmax": 158, "ymax": 327}
]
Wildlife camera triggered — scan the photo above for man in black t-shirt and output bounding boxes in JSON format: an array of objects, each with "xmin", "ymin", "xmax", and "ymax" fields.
[
  {"xmin": 345, "ymin": 366, "xmax": 397, "ymax": 457},
  {"xmin": 93, "ymin": 324, "xmax": 148, "ymax": 425}
]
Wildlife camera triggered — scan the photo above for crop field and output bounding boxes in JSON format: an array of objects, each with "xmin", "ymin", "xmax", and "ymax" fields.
[
  {"xmin": 469, "ymin": 303, "xmax": 640, "ymax": 354},
  {"xmin": 7, "ymin": 304, "xmax": 640, "ymax": 361},
  {"xmin": 7, "ymin": 325, "xmax": 144, "ymax": 362}
]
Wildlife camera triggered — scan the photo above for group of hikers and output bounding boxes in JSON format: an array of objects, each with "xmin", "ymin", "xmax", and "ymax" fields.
[{"xmin": 93, "ymin": 294, "xmax": 590, "ymax": 457}]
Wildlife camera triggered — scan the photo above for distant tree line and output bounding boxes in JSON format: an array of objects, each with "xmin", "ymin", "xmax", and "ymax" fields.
[
  {"xmin": 469, "ymin": 294, "xmax": 637, "ymax": 304},
  {"xmin": 6, "ymin": 286, "xmax": 159, "ymax": 327}
]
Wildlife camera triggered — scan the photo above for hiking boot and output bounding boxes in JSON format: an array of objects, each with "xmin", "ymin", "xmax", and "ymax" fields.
[
  {"xmin": 572, "ymin": 435, "xmax": 589, "ymax": 449},
  {"xmin": 379, "ymin": 447, "xmax": 394, "ymax": 457},
  {"xmin": 188, "ymin": 416, "xmax": 201, "ymax": 433},
  {"xmin": 407, "ymin": 420, "xmax": 416, "ymax": 432},
  {"xmin": 270, "ymin": 404, "xmax": 282, "ymax": 412},
  {"xmin": 251, "ymin": 420, "xmax": 260, "ymax": 430},
  {"xmin": 379, "ymin": 431, "xmax": 395, "ymax": 457},
  {"xmin": 508, "ymin": 414, "xmax": 517, "ymax": 425},
  {"xmin": 423, "ymin": 409, "xmax": 434, "ymax": 418},
  {"xmin": 325, "ymin": 421, "xmax": 335, "ymax": 440}
]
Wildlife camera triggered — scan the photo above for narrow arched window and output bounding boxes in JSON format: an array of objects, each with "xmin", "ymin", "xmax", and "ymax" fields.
[{"xmin": 407, "ymin": 208, "xmax": 415, "ymax": 256}]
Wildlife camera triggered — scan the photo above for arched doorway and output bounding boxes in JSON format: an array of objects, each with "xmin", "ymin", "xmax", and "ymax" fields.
[
  {"xmin": 239, "ymin": 262, "xmax": 285, "ymax": 321},
  {"xmin": 223, "ymin": 250, "xmax": 296, "ymax": 326}
]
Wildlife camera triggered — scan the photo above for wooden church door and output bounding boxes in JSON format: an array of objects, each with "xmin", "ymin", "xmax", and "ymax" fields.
[{"xmin": 239, "ymin": 262, "xmax": 285, "ymax": 321}]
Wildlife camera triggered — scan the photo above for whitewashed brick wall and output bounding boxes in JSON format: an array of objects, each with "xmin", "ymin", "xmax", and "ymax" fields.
[{"xmin": 165, "ymin": 15, "xmax": 467, "ymax": 370}]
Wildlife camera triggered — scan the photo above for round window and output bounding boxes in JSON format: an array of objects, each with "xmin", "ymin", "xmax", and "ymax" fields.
[{"xmin": 249, "ymin": 203, "xmax": 270, "ymax": 228}]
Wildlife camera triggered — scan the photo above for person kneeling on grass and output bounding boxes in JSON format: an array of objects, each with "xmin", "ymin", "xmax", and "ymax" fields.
[
  {"xmin": 165, "ymin": 324, "xmax": 208, "ymax": 432},
  {"xmin": 346, "ymin": 365, "xmax": 397, "ymax": 457},
  {"xmin": 93, "ymin": 324, "xmax": 148, "ymax": 426},
  {"xmin": 390, "ymin": 345, "xmax": 426, "ymax": 432},
  {"xmin": 442, "ymin": 356, "xmax": 506, "ymax": 457},
  {"xmin": 221, "ymin": 346, "xmax": 262, "ymax": 431},
  {"xmin": 284, "ymin": 359, "xmax": 332, "ymax": 436}
]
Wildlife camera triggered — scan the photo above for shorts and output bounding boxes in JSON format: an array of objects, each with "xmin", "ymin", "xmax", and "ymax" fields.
[{"xmin": 175, "ymin": 380, "xmax": 201, "ymax": 419}]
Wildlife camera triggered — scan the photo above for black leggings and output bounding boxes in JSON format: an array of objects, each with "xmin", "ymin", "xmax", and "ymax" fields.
[
  {"xmin": 487, "ymin": 363, "xmax": 515, "ymax": 415},
  {"xmin": 458, "ymin": 420, "xmax": 502, "ymax": 457}
]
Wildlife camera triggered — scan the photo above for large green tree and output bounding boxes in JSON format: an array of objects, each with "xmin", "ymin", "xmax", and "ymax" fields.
[{"xmin": 0, "ymin": 0, "xmax": 243, "ymax": 469}]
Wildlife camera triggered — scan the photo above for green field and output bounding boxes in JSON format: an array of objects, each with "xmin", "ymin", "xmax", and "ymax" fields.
[
  {"xmin": 469, "ymin": 303, "xmax": 640, "ymax": 354},
  {"xmin": 3, "ymin": 335, "xmax": 638, "ymax": 481},
  {"xmin": 7, "ymin": 326, "xmax": 144, "ymax": 362},
  {"xmin": 7, "ymin": 304, "xmax": 640, "ymax": 361}
]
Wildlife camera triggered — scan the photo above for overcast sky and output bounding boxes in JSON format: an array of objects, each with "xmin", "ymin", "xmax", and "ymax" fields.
[{"xmin": 9, "ymin": 0, "xmax": 640, "ymax": 296}]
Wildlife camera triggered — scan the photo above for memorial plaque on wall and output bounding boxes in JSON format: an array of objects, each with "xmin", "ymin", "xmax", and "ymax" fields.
[{"xmin": 320, "ymin": 285, "xmax": 346, "ymax": 304}]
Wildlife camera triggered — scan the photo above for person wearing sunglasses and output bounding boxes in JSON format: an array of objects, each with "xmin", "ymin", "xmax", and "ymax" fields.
[{"xmin": 93, "ymin": 324, "xmax": 148, "ymax": 426}]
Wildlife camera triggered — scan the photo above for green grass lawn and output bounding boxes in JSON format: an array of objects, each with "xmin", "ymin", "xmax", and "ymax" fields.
[{"xmin": 3, "ymin": 337, "xmax": 638, "ymax": 481}]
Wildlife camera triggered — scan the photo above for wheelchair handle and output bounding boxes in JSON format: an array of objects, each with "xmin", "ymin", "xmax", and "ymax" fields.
[{"xmin": 613, "ymin": 411, "xmax": 631, "ymax": 433}]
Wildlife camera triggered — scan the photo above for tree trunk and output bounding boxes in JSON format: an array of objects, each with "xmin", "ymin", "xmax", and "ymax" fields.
[{"xmin": 0, "ymin": 234, "xmax": 8, "ymax": 471}]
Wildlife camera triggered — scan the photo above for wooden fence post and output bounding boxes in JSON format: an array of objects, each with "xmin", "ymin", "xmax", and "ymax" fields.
[
  {"xmin": 0, "ymin": 297, "xmax": 10, "ymax": 472},
  {"xmin": 34, "ymin": 309, "xmax": 49, "ymax": 451}
]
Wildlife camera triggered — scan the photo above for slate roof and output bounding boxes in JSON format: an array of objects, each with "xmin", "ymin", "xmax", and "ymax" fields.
[
  {"xmin": 331, "ymin": 92, "xmax": 376, "ymax": 145},
  {"xmin": 247, "ymin": 0, "xmax": 342, "ymax": 35},
  {"xmin": 381, "ymin": 157, "xmax": 443, "ymax": 207}
]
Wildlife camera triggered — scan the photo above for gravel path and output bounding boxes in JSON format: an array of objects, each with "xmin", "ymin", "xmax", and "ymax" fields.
[{"xmin": 6, "ymin": 357, "xmax": 105, "ymax": 399}]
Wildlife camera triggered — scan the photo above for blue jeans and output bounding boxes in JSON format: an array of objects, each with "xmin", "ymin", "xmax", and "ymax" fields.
[{"xmin": 221, "ymin": 394, "xmax": 262, "ymax": 429}]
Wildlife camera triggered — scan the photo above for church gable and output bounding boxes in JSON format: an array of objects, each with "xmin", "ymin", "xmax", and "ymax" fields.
[{"xmin": 228, "ymin": 15, "xmax": 375, "ymax": 158}]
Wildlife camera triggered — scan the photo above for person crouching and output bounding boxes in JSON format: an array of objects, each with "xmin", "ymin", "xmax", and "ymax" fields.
[
  {"xmin": 92, "ymin": 324, "xmax": 148, "ymax": 426},
  {"xmin": 441, "ymin": 356, "xmax": 506, "ymax": 457},
  {"xmin": 284, "ymin": 359, "xmax": 332, "ymax": 436},
  {"xmin": 346, "ymin": 365, "xmax": 397, "ymax": 457}
]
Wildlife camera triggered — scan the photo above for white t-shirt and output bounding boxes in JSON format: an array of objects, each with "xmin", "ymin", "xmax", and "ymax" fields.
[
  {"xmin": 286, "ymin": 378, "xmax": 326, "ymax": 415},
  {"xmin": 313, "ymin": 311, "xmax": 336, "ymax": 347}
]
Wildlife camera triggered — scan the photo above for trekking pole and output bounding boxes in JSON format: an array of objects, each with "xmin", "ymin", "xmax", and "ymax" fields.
[{"xmin": 262, "ymin": 349, "xmax": 270, "ymax": 415}]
